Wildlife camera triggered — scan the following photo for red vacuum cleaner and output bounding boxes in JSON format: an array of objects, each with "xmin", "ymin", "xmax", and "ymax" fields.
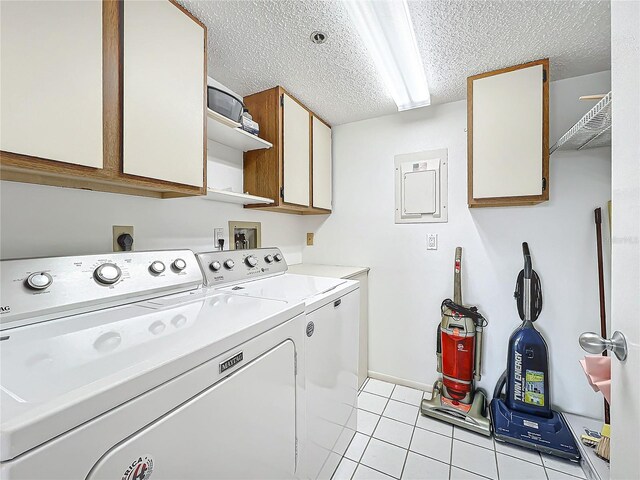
[{"xmin": 420, "ymin": 247, "xmax": 491, "ymax": 436}]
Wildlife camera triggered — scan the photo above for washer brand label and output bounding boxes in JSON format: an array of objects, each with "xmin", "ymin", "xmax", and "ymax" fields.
[
  {"xmin": 306, "ymin": 321, "xmax": 315, "ymax": 337},
  {"xmin": 220, "ymin": 351, "xmax": 243, "ymax": 373},
  {"xmin": 0, "ymin": 306, "xmax": 10, "ymax": 314},
  {"xmin": 122, "ymin": 455, "xmax": 154, "ymax": 480}
]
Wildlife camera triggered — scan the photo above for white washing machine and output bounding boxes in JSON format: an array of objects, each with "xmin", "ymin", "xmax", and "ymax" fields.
[
  {"xmin": 0, "ymin": 250, "xmax": 306, "ymax": 479},
  {"xmin": 196, "ymin": 248, "xmax": 359, "ymax": 480}
]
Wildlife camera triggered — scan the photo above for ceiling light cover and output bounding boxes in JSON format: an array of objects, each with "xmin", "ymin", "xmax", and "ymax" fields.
[{"xmin": 345, "ymin": 0, "xmax": 430, "ymax": 111}]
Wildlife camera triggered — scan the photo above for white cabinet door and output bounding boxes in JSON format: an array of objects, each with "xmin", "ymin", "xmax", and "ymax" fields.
[
  {"xmin": 0, "ymin": 1, "xmax": 103, "ymax": 168},
  {"xmin": 123, "ymin": 0, "xmax": 204, "ymax": 187},
  {"xmin": 283, "ymin": 94, "xmax": 310, "ymax": 206},
  {"xmin": 472, "ymin": 64, "xmax": 544, "ymax": 198},
  {"xmin": 312, "ymin": 117, "xmax": 332, "ymax": 210}
]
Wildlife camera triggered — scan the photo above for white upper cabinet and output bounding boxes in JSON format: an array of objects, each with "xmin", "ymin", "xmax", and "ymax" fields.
[
  {"xmin": 312, "ymin": 117, "xmax": 332, "ymax": 210},
  {"xmin": 123, "ymin": 0, "xmax": 205, "ymax": 188},
  {"xmin": 282, "ymin": 93, "xmax": 311, "ymax": 207},
  {"xmin": 468, "ymin": 59, "xmax": 549, "ymax": 207},
  {"xmin": 0, "ymin": 1, "xmax": 103, "ymax": 168}
]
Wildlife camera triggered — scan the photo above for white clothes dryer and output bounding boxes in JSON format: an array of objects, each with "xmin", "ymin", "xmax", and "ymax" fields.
[{"xmin": 196, "ymin": 248, "xmax": 360, "ymax": 479}]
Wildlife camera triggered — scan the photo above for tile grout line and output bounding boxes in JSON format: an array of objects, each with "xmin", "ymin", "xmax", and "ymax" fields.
[
  {"xmin": 397, "ymin": 399, "xmax": 422, "ymax": 480},
  {"xmin": 354, "ymin": 462, "xmax": 395, "ymax": 479},
  {"xmin": 493, "ymin": 432, "xmax": 500, "ymax": 480},
  {"xmin": 544, "ymin": 466, "xmax": 588, "ymax": 480},
  {"xmin": 353, "ymin": 383, "xmax": 397, "ymax": 479},
  {"xmin": 494, "ymin": 448, "xmax": 548, "ymax": 468},
  {"xmin": 452, "ymin": 465, "xmax": 496, "ymax": 480},
  {"xmin": 448, "ymin": 425, "xmax": 455, "ymax": 480}
]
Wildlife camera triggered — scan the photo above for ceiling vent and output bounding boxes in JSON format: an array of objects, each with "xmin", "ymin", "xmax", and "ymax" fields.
[{"xmin": 310, "ymin": 31, "xmax": 328, "ymax": 44}]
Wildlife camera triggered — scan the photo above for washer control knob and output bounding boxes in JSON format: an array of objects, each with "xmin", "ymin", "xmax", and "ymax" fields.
[
  {"xmin": 224, "ymin": 259, "xmax": 235, "ymax": 269},
  {"xmin": 149, "ymin": 261, "xmax": 166, "ymax": 275},
  {"xmin": 94, "ymin": 263, "xmax": 122, "ymax": 285},
  {"xmin": 264, "ymin": 254, "xmax": 274, "ymax": 263},
  {"xmin": 26, "ymin": 272, "xmax": 53, "ymax": 290},
  {"xmin": 274, "ymin": 253, "xmax": 283, "ymax": 262},
  {"xmin": 210, "ymin": 261, "xmax": 222, "ymax": 272},
  {"xmin": 245, "ymin": 255, "xmax": 258, "ymax": 267},
  {"xmin": 172, "ymin": 258, "xmax": 187, "ymax": 272}
]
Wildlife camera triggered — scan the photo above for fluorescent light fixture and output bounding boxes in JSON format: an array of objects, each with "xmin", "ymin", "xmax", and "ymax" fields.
[{"xmin": 345, "ymin": 0, "xmax": 430, "ymax": 111}]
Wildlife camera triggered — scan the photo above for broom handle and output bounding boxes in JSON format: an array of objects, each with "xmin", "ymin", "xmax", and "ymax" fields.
[
  {"xmin": 454, "ymin": 247, "xmax": 462, "ymax": 305},
  {"xmin": 594, "ymin": 207, "xmax": 610, "ymax": 424}
]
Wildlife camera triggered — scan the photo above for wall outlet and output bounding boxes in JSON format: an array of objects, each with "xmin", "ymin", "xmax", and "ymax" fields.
[
  {"xmin": 427, "ymin": 233, "xmax": 438, "ymax": 250},
  {"xmin": 113, "ymin": 225, "xmax": 134, "ymax": 252},
  {"xmin": 214, "ymin": 228, "xmax": 224, "ymax": 247},
  {"xmin": 306, "ymin": 232, "xmax": 314, "ymax": 246}
]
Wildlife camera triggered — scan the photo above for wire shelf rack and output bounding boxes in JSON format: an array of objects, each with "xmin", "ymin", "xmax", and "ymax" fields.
[{"xmin": 550, "ymin": 91, "xmax": 612, "ymax": 154}]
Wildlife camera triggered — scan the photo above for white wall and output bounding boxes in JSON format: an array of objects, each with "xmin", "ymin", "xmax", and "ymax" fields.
[
  {"xmin": 0, "ymin": 139, "xmax": 308, "ymax": 262},
  {"xmin": 303, "ymin": 71, "xmax": 612, "ymax": 418}
]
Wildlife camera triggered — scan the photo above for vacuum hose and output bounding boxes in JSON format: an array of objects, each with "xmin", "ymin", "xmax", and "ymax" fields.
[{"xmin": 493, "ymin": 370, "xmax": 507, "ymax": 399}]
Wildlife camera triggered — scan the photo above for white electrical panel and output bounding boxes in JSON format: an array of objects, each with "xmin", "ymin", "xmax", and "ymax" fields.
[{"xmin": 395, "ymin": 148, "xmax": 448, "ymax": 224}]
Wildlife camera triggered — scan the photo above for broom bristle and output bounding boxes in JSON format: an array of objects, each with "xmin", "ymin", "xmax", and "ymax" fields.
[{"xmin": 595, "ymin": 436, "xmax": 610, "ymax": 462}]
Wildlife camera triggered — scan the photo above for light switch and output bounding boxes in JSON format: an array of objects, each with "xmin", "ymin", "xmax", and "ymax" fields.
[{"xmin": 403, "ymin": 170, "xmax": 436, "ymax": 214}]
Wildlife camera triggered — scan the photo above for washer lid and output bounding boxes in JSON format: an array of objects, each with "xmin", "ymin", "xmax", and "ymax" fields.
[{"xmin": 0, "ymin": 290, "xmax": 304, "ymax": 461}]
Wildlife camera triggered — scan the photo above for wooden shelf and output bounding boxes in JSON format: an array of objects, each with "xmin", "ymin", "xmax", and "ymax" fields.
[
  {"xmin": 202, "ymin": 188, "xmax": 274, "ymax": 205},
  {"xmin": 206, "ymin": 109, "xmax": 272, "ymax": 152}
]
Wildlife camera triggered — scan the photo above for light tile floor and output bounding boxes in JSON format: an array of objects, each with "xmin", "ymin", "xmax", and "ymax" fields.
[{"xmin": 332, "ymin": 378, "xmax": 587, "ymax": 480}]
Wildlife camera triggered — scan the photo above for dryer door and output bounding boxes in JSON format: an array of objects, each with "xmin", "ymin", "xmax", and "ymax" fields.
[{"xmin": 87, "ymin": 340, "xmax": 297, "ymax": 480}]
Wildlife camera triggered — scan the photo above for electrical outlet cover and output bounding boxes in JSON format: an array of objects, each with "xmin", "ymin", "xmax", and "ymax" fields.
[
  {"xmin": 427, "ymin": 233, "xmax": 438, "ymax": 250},
  {"xmin": 307, "ymin": 233, "xmax": 314, "ymax": 246},
  {"xmin": 214, "ymin": 228, "xmax": 224, "ymax": 245}
]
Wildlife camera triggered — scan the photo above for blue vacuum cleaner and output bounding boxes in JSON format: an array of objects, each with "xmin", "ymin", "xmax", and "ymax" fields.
[{"xmin": 490, "ymin": 242, "xmax": 580, "ymax": 462}]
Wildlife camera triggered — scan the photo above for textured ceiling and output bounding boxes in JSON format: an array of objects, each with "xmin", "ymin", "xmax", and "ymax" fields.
[{"xmin": 179, "ymin": 0, "xmax": 611, "ymax": 125}]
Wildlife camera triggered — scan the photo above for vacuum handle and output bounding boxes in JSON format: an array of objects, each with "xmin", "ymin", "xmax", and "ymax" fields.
[
  {"xmin": 522, "ymin": 242, "xmax": 532, "ymax": 279},
  {"xmin": 454, "ymin": 247, "xmax": 462, "ymax": 305},
  {"xmin": 474, "ymin": 325, "xmax": 483, "ymax": 381}
]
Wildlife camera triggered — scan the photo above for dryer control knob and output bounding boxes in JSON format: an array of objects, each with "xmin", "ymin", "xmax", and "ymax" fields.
[
  {"xmin": 224, "ymin": 259, "xmax": 235, "ymax": 269},
  {"xmin": 245, "ymin": 255, "xmax": 258, "ymax": 267},
  {"xmin": 172, "ymin": 258, "xmax": 187, "ymax": 272},
  {"xmin": 274, "ymin": 253, "xmax": 283, "ymax": 262},
  {"xmin": 26, "ymin": 272, "xmax": 53, "ymax": 290},
  {"xmin": 94, "ymin": 263, "xmax": 122, "ymax": 285},
  {"xmin": 149, "ymin": 261, "xmax": 166, "ymax": 275},
  {"xmin": 264, "ymin": 254, "xmax": 274, "ymax": 263},
  {"xmin": 210, "ymin": 261, "xmax": 222, "ymax": 271}
]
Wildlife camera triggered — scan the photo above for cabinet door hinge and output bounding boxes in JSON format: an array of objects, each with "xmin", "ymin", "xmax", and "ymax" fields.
[
  {"xmin": 280, "ymin": 186, "xmax": 284, "ymax": 199},
  {"xmin": 280, "ymin": 94, "xmax": 284, "ymax": 107},
  {"xmin": 543, "ymin": 69, "xmax": 547, "ymax": 83},
  {"xmin": 542, "ymin": 177, "xmax": 547, "ymax": 191}
]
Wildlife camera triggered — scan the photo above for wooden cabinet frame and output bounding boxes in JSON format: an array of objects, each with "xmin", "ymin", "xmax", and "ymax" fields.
[
  {"xmin": 467, "ymin": 58, "xmax": 549, "ymax": 207},
  {"xmin": 0, "ymin": 0, "xmax": 207, "ymax": 199},
  {"xmin": 243, "ymin": 86, "xmax": 331, "ymax": 215}
]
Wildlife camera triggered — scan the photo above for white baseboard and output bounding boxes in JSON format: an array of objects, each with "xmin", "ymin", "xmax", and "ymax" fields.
[{"xmin": 367, "ymin": 370, "xmax": 434, "ymax": 393}]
